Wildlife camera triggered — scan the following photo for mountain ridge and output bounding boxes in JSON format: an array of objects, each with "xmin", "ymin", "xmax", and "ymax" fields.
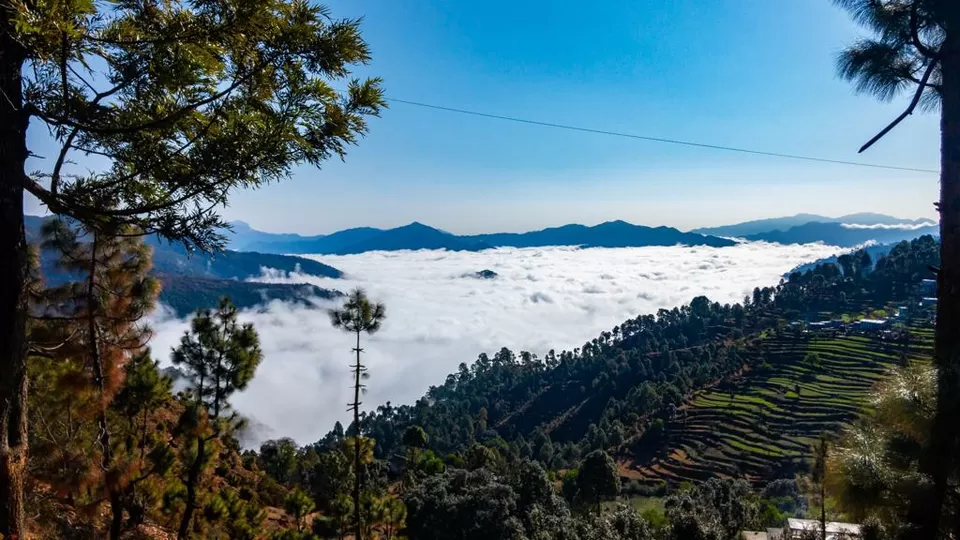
[
  {"xmin": 25, "ymin": 215, "xmax": 343, "ymax": 315},
  {"xmin": 745, "ymin": 221, "xmax": 939, "ymax": 247},
  {"xmin": 692, "ymin": 213, "xmax": 934, "ymax": 237},
  {"xmin": 231, "ymin": 220, "xmax": 737, "ymax": 254}
]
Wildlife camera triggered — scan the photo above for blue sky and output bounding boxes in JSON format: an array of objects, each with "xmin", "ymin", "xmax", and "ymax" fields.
[{"xmin": 26, "ymin": 0, "xmax": 942, "ymax": 234}]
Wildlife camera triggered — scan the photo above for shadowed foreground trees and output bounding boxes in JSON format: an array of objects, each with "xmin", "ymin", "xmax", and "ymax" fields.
[
  {"xmin": 0, "ymin": 0, "xmax": 384, "ymax": 532},
  {"xmin": 31, "ymin": 221, "xmax": 158, "ymax": 539},
  {"xmin": 834, "ymin": 1, "xmax": 960, "ymax": 535},
  {"xmin": 576, "ymin": 450, "xmax": 622, "ymax": 515}
]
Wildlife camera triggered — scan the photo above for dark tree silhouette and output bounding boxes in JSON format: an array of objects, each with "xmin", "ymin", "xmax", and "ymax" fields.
[
  {"xmin": 834, "ymin": 2, "xmax": 959, "ymax": 536},
  {"xmin": 260, "ymin": 438, "xmax": 299, "ymax": 486},
  {"xmin": 0, "ymin": 0, "xmax": 383, "ymax": 532},
  {"xmin": 329, "ymin": 288, "xmax": 386, "ymax": 540},
  {"xmin": 577, "ymin": 450, "xmax": 621, "ymax": 514},
  {"xmin": 813, "ymin": 435, "xmax": 829, "ymax": 540},
  {"xmin": 402, "ymin": 425, "xmax": 430, "ymax": 491}
]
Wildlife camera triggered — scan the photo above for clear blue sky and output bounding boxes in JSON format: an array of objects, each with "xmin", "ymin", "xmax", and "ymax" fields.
[{"xmin": 26, "ymin": 0, "xmax": 943, "ymax": 234}]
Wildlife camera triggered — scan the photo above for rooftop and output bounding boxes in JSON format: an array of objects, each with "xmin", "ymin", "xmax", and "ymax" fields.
[{"xmin": 787, "ymin": 518, "xmax": 861, "ymax": 536}]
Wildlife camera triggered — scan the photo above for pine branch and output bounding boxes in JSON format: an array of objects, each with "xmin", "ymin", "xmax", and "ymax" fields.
[{"xmin": 859, "ymin": 57, "xmax": 939, "ymax": 153}]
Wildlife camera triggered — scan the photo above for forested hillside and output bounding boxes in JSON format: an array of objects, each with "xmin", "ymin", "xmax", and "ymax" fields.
[{"xmin": 352, "ymin": 236, "xmax": 939, "ymax": 477}]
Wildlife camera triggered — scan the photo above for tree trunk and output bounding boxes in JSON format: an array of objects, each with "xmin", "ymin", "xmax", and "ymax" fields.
[
  {"xmin": 353, "ymin": 330, "xmax": 363, "ymax": 540},
  {"xmin": 0, "ymin": 3, "xmax": 30, "ymax": 535},
  {"xmin": 105, "ymin": 419, "xmax": 124, "ymax": 539},
  {"xmin": 85, "ymin": 233, "xmax": 126, "ymax": 540},
  {"xmin": 820, "ymin": 483, "xmax": 827, "ymax": 540},
  {"xmin": 177, "ymin": 435, "xmax": 206, "ymax": 540},
  {"xmin": 907, "ymin": 23, "xmax": 960, "ymax": 540}
]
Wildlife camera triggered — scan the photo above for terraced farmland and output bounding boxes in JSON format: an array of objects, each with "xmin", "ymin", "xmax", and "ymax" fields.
[{"xmin": 624, "ymin": 324, "xmax": 933, "ymax": 485}]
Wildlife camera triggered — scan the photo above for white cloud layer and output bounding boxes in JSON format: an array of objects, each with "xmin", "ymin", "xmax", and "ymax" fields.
[
  {"xmin": 840, "ymin": 222, "xmax": 936, "ymax": 230},
  {"xmin": 148, "ymin": 242, "xmax": 840, "ymax": 447}
]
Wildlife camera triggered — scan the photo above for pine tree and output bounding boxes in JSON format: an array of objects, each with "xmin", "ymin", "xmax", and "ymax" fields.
[
  {"xmin": 111, "ymin": 349, "xmax": 176, "ymax": 527},
  {"xmin": 329, "ymin": 288, "xmax": 386, "ymax": 540},
  {"xmin": 329, "ymin": 494, "xmax": 355, "ymax": 540},
  {"xmin": 577, "ymin": 450, "xmax": 621, "ymax": 515},
  {"xmin": 171, "ymin": 298, "xmax": 263, "ymax": 539},
  {"xmin": 402, "ymin": 425, "xmax": 429, "ymax": 491},
  {"xmin": 0, "ymin": 0, "xmax": 384, "ymax": 532},
  {"xmin": 377, "ymin": 495, "xmax": 407, "ymax": 540},
  {"xmin": 829, "ymin": 364, "xmax": 942, "ymax": 530},
  {"xmin": 32, "ymin": 220, "xmax": 158, "ymax": 538},
  {"xmin": 284, "ymin": 487, "xmax": 315, "ymax": 534},
  {"xmin": 204, "ymin": 488, "xmax": 265, "ymax": 540},
  {"xmin": 834, "ymin": 3, "xmax": 960, "ymax": 535}
]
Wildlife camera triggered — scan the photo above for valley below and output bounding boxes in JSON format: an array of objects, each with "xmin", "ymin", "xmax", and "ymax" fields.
[{"xmin": 149, "ymin": 241, "xmax": 841, "ymax": 446}]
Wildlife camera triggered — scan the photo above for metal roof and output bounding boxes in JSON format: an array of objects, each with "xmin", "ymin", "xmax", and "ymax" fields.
[{"xmin": 787, "ymin": 518, "xmax": 861, "ymax": 535}]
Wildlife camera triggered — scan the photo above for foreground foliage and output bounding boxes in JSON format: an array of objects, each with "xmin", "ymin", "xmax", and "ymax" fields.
[{"xmin": 0, "ymin": 0, "xmax": 384, "ymax": 531}]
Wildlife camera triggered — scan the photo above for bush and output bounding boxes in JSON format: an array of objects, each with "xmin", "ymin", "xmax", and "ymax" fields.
[
  {"xmin": 622, "ymin": 479, "xmax": 644, "ymax": 496},
  {"xmin": 861, "ymin": 516, "xmax": 888, "ymax": 540}
]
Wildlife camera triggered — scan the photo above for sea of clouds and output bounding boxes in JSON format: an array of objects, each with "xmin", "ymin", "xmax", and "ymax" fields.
[
  {"xmin": 148, "ymin": 242, "xmax": 841, "ymax": 447},
  {"xmin": 840, "ymin": 222, "xmax": 936, "ymax": 230}
]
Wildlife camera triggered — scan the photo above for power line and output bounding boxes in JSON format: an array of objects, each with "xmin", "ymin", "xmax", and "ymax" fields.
[{"xmin": 386, "ymin": 97, "xmax": 939, "ymax": 175}]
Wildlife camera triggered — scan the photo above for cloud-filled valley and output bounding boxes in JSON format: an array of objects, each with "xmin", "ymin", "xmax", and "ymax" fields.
[
  {"xmin": 148, "ymin": 242, "xmax": 841, "ymax": 447},
  {"xmin": 840, "ymin": 221, "xmax": 936, "ymax": 230}
]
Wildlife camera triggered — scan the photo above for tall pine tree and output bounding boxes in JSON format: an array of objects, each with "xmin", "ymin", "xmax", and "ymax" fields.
[
  {"xmin": 329, "ymin": 288, "xmax": 386, "ymax": 540},
  {"xmin": 32, "ymin": 220, "xmax": 158, "ymax": 538},
  {"xmin": 110, "ymin": 349, "xmax": 176, "ymax": 528},
  {"xmin": 834, "ymin": 3, "xmax": 960, "ymax": 534}
]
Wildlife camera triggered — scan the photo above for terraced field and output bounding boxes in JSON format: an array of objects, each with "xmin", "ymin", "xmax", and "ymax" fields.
[{"xmin": 624, "ymin": 323, "xmax": 934, "ymax": 485}]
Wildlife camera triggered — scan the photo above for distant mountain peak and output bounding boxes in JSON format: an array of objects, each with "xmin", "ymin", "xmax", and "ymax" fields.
[
  {"xmin": 403, "ymin": 221, "xmax": 439, "ymax": 230},
  {"xmin": 596, "ymin": 219, "xmax": 632, "ymax": 228}
]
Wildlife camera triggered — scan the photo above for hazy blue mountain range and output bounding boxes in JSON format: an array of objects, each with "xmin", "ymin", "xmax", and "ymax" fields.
[
  {"xmin": 241, "ymin": 227, "xmax": 383, "ymax": 254},
  {"xmin": 227, "ymin": 220, "xmax": 314, "ymax": 250},
  {"xmin": 336, "ymin": 222, "xmax": 494, "ymax": 254},
  {"xmin": 463, "ymin": 220, "xmax": 734, "ymax": 249},
  {"xmin": 692, "ymin": 213, "xmax": 934, "ymax": 238},
  {"xmin": 26, "ymin": 215, "xmax": 342, "ymax": 315},
  {"xmin": 744, "ymin": 221, "xmax": 938, "ymax": 247},
  {"xmin": 144, "ymin": 237, "xmax": 342, "ymax": 279},
  {"xmin": 228, "ymin": 220, "xmax": 736, "ymax": 254},
  {"xmin": 690, "ymin": 213, "xmax": 833, "ymax": 237}
]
